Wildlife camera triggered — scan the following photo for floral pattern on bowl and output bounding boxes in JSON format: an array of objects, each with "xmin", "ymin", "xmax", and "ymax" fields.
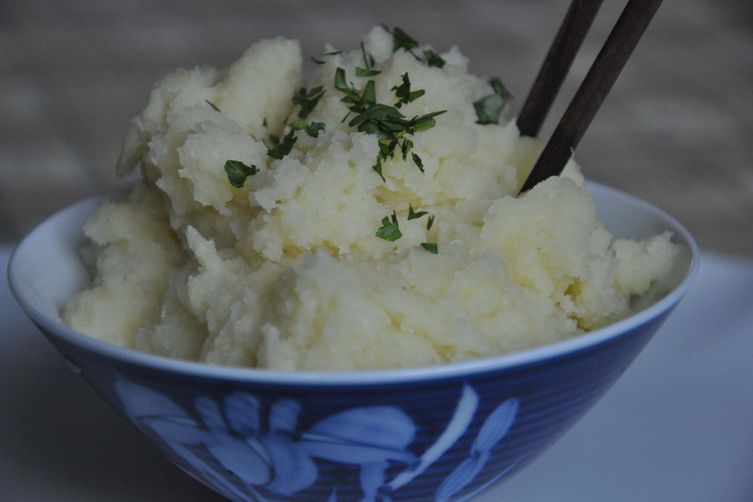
[{"xmin": 116, "ymin": 377, "xmax": 519, "ymax": 501}]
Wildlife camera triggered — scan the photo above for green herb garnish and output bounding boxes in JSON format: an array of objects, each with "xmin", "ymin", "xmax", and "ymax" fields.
[
  {"xmin": 423, "ymin": 50, "xmax": 445, "ymax": 68},
  {"xmin": 420, "ymin": 242, "xmax": 438, "ymax": 254},
  {"xmin": 383, "ymin": 26, "xmax": 446, "ymax": 68},
  {"xmin": 267, "ymin": 129, "xmax": 297, "ymax": 159},
  {"xmin": 391, "ymin": 27, "xmax": 419, "ymax": 53},
  {"xmin": 293, "ymin": 86, "xmax": 325, "ymax": 119},
  {"xmin": 311, "ymin": 50, "xmax": 342, "ymax": 65},
  {"xmin": 306, "ymin": 121, "xmax": 325, "ymax": 137},
  {"xmin": 205, "ymin": 100, "xmax": 221, "ymax": 112},
  {"xmin": 400, "ymin": 138, "xmax": 413, "ymax": 160},
  {"xmin": 412, "ymin": 110, "xmax": 445, "ymax": 131},
  {"xmin": 361, "ymin": 80, "xmax": 376, "ymax": 107},
  {"xmin": 373, "ymin": 158, "xmax": 385, "ymax": 182},
  {"xmin": 356, "ymin": 67, "xmax": 381, "ymax": 77},
  {"xmin": 473, "ymin": 77, "xmax": 512, "ymax": 125},
  {"xmin": 411, "ymin": 153, "xmax": 424, "ymax": 172},
  {"xmin": 360, "ymin": 41, "xmax": 376, "ymax": 69},
  {"xmin": 408, "ymin": 204, "xmax": 428, "ymax": 220},
  {"xmin": 392, "ymin": 73, "xmax": 425, "ymax": 107},
  {"xmin": 224, "ymin": 160, "xmax": 257, "ymax": 188},
  {"xmin": 268, "ymin": 85, "xmax": 326, "ymax": 160},
  {"xmin": 333, "ymin": 67, "xmax": 444, "ymax": 177},
  {"xmin": 376, "ymin": 211, "xmax": 402, "ymax": 241},
  {"xmin": 426, "ymin": 214, "xmax": 435, "ymax": 230},
  {"xmin": 291, "ymin": 119, "xmax": 325, "ymax": 138}
]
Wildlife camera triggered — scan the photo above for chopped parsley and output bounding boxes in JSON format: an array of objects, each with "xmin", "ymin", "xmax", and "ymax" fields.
[
  {"xmin": 306, "ymin": 121, "xmax": 326, "ymax": 137},
  {"xmin": 408, "ymin": 204, "xmax": 428, "ymax": 220},
  {"xmin": 332, "ymin": 64, "xmax": 445, "ymax": 240},
  {"xmin": 335, "ymin": 67, "xmax": 374, "ymax": 117},
  {"xmin": 360, "ymin": 41, "xmax": 376, "ymax": 69},
  {"xmin": 293, "ymin": 86, "xmax": 325, "ymax": 119},
  {"xmin": 391, "ymin": 27, "xmax": 419, "ymax": 53},
  {"xmin": 392, "ymin": 73, "xmax": 425, "ymax": 108},
  {"xmin": 473, "ymin": 77, "xmax": 512, "ymax": 125},
  {"xmin": 411, "ymin": 153, "xmax": 424, "ymax": 172},
  {"xmin": 266, "ymin": 85, "xmax": 326, "ymax": 161},
  {"xmin": 420, "ymin": 242, "xmax": 438, "ymax": 254},
  {"xmin": 291, "ymin": 118, "xmax": 326, "ymax": 138},
  {"xmin": 311, "ymin": 50, "xmax": 342, "ymax": 65},
  {"xmin": 267, "ymin": 129, "xmax": 297, "ymax": 159},
  {"xmin": 224, "ymin": 160, "xmax": 257, "ymax": 188},
  {"xmin": 426, "ymin": 214, "xmax": 435, "ymax": 230},
  {"xmin": 205, "ymin": 100, "xmax": 221, "ymax": 112},
  {"xmin": 376, "ymin": 211, "xmax": 402, "ymax": 241},
  {"xmin": 334, "ymin": 66, "xmax": 444, "ymax": 177},
  {"xmin": 356, "ymin": 67, "xmax": 381, "ymax": 77},
  {"xmin": 382, "ymin": 26, "xmax": 446, "ymax": 68},
  {"xmin": 423, "ymin": 50, "xmax": 446, "ymax": 68}
]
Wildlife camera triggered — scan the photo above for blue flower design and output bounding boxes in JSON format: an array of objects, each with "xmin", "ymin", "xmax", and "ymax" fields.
[
  {"xmin": 114, "ymin": 379, "xmax": 417, "ymax": 500},
  {"xmin": 113, "ymin": 378, "xmax": 519, "ymax": 501},
  {"xmin": 435, "ymin": 397, "xmax": 520, "ymax": 502}
]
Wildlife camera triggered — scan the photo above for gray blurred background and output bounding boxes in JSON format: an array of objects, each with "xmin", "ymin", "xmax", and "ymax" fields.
[{"xmin": 1, "ymin": 0, "xmax": 751, "ymax": 256}]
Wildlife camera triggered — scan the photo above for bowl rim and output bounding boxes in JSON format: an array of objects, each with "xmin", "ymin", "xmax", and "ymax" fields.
[{"xmin": 7, "ymin": 181, "xmax": 700, "ymax": 386}]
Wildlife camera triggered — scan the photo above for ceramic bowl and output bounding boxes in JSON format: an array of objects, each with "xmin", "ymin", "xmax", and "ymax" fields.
[{"xmin": 8, "ymin": 182, "xmax": 698, "ymax": 502}]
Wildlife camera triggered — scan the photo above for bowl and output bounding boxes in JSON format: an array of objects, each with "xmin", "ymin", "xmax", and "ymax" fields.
[{"xmin": 7, "ymin": 182, "xmax": 698, "ymax": 501}]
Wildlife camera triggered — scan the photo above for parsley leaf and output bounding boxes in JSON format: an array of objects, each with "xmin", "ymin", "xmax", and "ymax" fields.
[
  {"xmin": 408, "ymin": 204, "xmax": 428, "ymax": 220},
  {"xmin": 205, "ymin": 100, "xmax": 221, "ymax": 112},
  {"xmin": 349, "ymin": 103, "xmax": 404, "ymax": 131},
  {"xmin": 391, "ymin": 27, "xmax": 419, "ymax": 53},
  {"xmin": 291, "ymin": 119, "xmax": 326, "ymax": 137},
  {"xmin": 334, "ymin": 67, "xmax": 352, "ymax": 94},
  {"xmin": 293, "ymin": 86, "xmax": 325, "ymax": 119},
  {"xmin": 473, "ymin": 77, "xmax": 512, "ymax": 125},
  {"xmin": 356, "ymin": 67, "xmax": 381, "ymax": 77},
  {"xmin": 392, "ymin": 73, "xmax": 425, "ymax": 107},
  {"xmin": 412, "ymin": 110, "xmax": 446, "ymax": 132},
  {"xmin": 333, "ymin": 67, "xmax": 444, "ymax": 179},
  {"xmin": 305, "ymin": 121, "xmax": 325, "ymax": 137},
  {"xmin": 400, "ymin": 138, "xmax": 413, "ymax": 159},
  {"xmin": 426, "ymin": 214, "xmax": 435, "ymax": 230},
  {"xmin": 312, "ymin": 50, "xmax": 342, "ymax": 65},
  {"xmin": 411, "ymin": 152, "xmax": 424, "ymax": 172},
  {"xmin": 360, "ymin": 41, "xmax": 376, "ymax": 69},
  {"xmin": 420, "ymin": 242, "xmax": 438, "ymax": 254},
  {"xmin": 383, "ymin": 26, "xmax": 447, "ymax": 68},
  {"xmin": 373, "ymin": 158, "xmax": 386, "ymax": 182},
  {"xmin": 423, "ymin": 50, "xmax": 446, "ymax": 68},
  {"xmin": 224, "ymin": 160, "xmax": 257, "ymax": 188},
  {"xmin": 376, "ymin": 211, "xmax": 402, "ymax": 241},
  {"xmin": 361, "ymin": 80, "xmax": 376, "ymax": 107},
  {"xmin": 267, "ymin": 130, "xmax": 297, "ymax": 159}
]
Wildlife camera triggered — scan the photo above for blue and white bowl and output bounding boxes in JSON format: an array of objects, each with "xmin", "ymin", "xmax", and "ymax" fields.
[{"xmin": 8, "ymin": 183, "xmax": 698, "ymax": 502}]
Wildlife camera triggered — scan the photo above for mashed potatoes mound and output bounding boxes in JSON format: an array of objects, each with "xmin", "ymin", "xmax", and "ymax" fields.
[{"xmin": 63, "ymin": 27, "xmax": 681, "ymax": 370}]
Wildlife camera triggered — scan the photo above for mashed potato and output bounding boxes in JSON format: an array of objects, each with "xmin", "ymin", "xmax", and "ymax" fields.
[{"xmin": 63, "ymin": 27, "xmax": 681, "ymax": 370}]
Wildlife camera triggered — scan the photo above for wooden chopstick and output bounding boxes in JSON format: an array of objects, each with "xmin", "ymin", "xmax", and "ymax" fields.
[
  {"xmin": 520, "ymin": 0, "xmax": 664, "ymax": 194},
  {"xmin": 518, "ymin": 0, "xmax": 604, "ymax": 138}
]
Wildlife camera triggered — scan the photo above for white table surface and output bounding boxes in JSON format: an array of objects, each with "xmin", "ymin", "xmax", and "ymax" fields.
[{"xmin": 2, "ymin": 247, "xmax": 752, "ymax": 501}]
